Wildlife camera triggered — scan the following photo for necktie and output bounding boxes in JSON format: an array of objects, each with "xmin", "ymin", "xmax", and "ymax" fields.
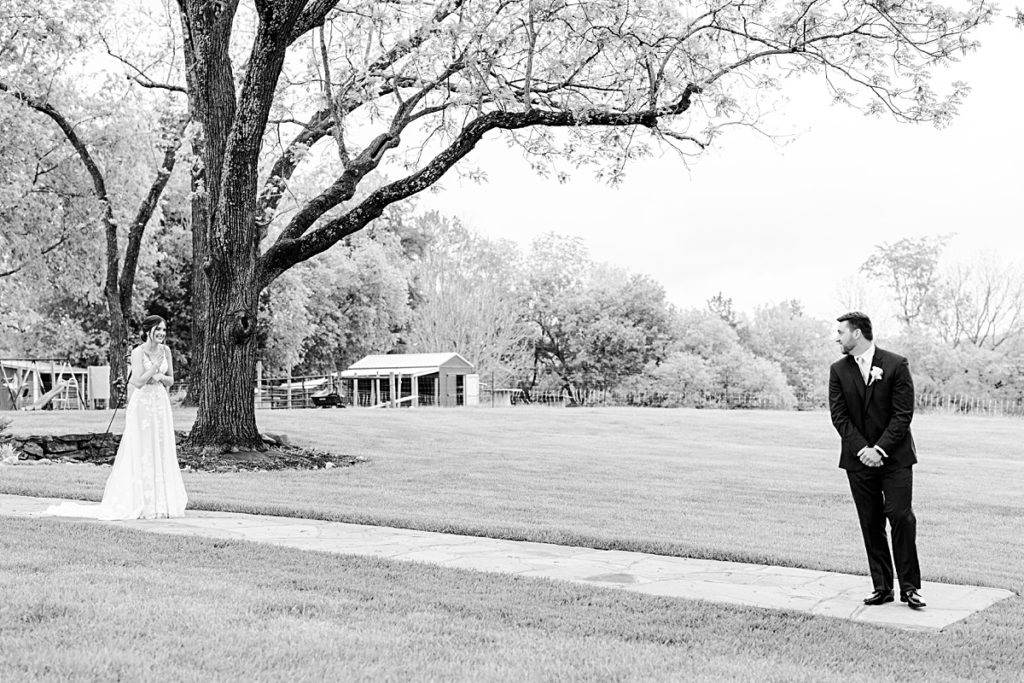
[{"xmin": 856, "ymin": 356, "xmax": 869, "ymax": 384}]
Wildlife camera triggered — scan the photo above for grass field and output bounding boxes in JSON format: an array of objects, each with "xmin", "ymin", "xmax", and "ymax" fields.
[{"xmin": 2, "ymin": 407, "xmax": 1023, "ymax": 680}]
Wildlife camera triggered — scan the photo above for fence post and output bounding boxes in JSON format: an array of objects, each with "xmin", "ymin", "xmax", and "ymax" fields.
[
  {"xmin": 286, "ymin": 366, "xmax": 292, "ymax": 410},
  {"xmin": 255, "ymin": 360, "xmax": 262, "ymax": 409}
]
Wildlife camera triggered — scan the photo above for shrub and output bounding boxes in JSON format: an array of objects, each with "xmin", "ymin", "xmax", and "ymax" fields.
[{"xmin": 0, "ymin": 441, "xmax": 19, "ymax": 464}]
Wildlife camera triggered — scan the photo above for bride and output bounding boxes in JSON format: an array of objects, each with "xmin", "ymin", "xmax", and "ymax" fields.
[{"xmin": 46, "ymin": 315, "xmax": 188, "ymax": 520}]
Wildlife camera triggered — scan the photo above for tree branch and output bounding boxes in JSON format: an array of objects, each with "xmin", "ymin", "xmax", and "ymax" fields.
[
  {"xmin": 656, "ymin": 128, "xmax": 709, "ymax": 149},
  {"xmin": 256, "ymin": 0, "xmax": 468, "ymax": 233},
  {"xmin": 318, "ymin": 24, "xmax": 350, "ymax": 166},
  {"xmin": 256, "ymin": 110, "xmax": 334, "ymax": 237},
  {"xmin": 117, "ymin": 115, "xmax": 189, "ymax": 314},
  {"xmin": 0, "ymin": 233, "xmax": 74, "ymax": 278},
  {"xmin": 264, "ymin": 55, "xmax": 465, "ymax": 251},
  {"xmin": 358, "ymin": 0, "xmax": 468, "ymax": 75},
  {"xmin": 290, "ymin": 0, "xmax": 342, "ymax": 44},
  {"xmin": 258, "ymin": 84, "xmax": 701, "ymax": 286},
  {"xmin": 0, "ymin": 80, "xmax": 120, "ymax": 307},
  {"xmin": 0, "ymin": 82, "xmax": 113, "ymax": 213},
  {"xmin": 393, "ymin": 54, "xmax": 468, "ymax": 124},
  {"xmin": 103, "ymin": 37, "xmax": 188, "ymax": 93}
]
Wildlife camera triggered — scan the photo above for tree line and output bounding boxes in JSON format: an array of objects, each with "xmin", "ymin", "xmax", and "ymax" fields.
[
  {"xmin": 6, "ymin": 201, "xmax": 1020, "ymax": 409},
  {"xmin": 854, "ymin": 236, "xmax": 1024, "ymax": 406}
]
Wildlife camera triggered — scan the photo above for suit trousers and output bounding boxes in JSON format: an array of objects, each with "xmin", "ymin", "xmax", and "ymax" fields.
[{"xmin": 846, "ymin": 465, "xmax": 921, "ymax": 593}]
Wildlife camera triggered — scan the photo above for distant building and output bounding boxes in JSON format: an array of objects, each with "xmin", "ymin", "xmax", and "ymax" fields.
[
  {"xmin": 0, "ymin": 359, "xmax": 93, "ymax": 410},
  {"xmin": 341, "ymin": 353, "xmax": 478, "ymax": 407}
]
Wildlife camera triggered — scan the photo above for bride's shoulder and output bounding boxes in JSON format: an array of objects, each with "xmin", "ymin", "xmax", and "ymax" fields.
[{"xmin": 130, "ymin": 344, "xmax": 145, "ymax": 356}]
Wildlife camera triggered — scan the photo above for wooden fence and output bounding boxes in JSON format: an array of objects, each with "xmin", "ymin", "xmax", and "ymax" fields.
[
  {"xmin": 481, "ymin": 388, "xmax": 1024, "ymax": 416},
  {"xmin": 915, "ymin": 393, "xmax": 1024, "ymax": 416}
]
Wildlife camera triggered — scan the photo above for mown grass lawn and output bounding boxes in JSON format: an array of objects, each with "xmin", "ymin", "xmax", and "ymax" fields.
[
  {"xmin": 2, "ymin": 407, "xmax": 1023, "ymax": 680},
  {"xmin": 2, "ymin": 516, "xmax": 1021, "ymax": 682}
]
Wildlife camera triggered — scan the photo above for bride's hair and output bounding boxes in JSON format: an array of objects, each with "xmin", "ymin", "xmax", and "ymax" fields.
[{"xmin": 141, "ymin": 315, "xmax": 166, "ymax": 341}]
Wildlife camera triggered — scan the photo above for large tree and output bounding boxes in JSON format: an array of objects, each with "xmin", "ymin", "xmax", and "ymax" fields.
[
  {"xmin": 861, "ymin": 235, "xmax": 950, "ymax": 328},
  {"xmin": 0, "ymin": 0, "xmax": 187, "ymax": 397},
  {"xmin": 863, "ymin": 237, "xmax": 1024, "ymax": 350},
  {"xmin": 671, "ymin": 308, "xmax": 793, "ymax": 405},
  {"xmin": 406, "ymin": 212, "xmax": 532, "ymax": 387},
  {"xmin": 524, "ymin": 234, "xmax": 675, "ymax": 400},
  {"xmin": 942, "ymin": 256, "xmax": 1024, "ymax": 350},
  {"xmin": 746, "ymin": 300, "xmax": 834, "ymax": 407},
  {"xmin": 165, "ymin": 0, "xmax": 989, "ymax": 449}
]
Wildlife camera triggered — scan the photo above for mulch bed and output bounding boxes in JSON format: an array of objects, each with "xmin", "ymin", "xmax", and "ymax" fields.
[
  {"xmin": 2, "ymin": 430, "xmax": 368, "ymax": 473},
  {"xmin": 176, "ymin": 444, "xmax": 367, "ymax": 473}
]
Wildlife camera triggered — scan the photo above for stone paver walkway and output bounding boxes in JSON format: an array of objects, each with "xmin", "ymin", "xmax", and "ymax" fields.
[{"xmin": 2, "ymin": 493, "xmax": 1013, "ymax": 631}]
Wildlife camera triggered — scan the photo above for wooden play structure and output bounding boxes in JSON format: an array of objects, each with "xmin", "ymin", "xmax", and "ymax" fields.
[{"xmin": 0, "ymin": 358, "xmax": 91, "ymax": 411}]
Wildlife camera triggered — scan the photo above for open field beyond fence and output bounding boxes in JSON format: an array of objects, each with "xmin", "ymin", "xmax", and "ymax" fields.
[{"xmin": 2, "ymin": 407, "xmax": 1023, "ymax": 680}]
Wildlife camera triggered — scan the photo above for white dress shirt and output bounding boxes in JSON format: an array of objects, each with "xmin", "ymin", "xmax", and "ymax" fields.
[{"xmin": 853, "ymin": 344, "xmax": 876, "ymax": 385}]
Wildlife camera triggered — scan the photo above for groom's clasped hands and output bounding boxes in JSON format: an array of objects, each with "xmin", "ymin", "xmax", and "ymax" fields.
[{"xmin": 856, "ymin": 446, "xmax": 885, "ymax": 468}]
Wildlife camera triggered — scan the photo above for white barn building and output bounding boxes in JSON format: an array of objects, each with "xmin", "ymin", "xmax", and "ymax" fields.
[{"xmin": 341, "ymin": 353, "xmax": 478, "ymax": 407}]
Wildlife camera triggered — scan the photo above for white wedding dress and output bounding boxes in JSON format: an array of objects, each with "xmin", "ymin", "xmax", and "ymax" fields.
[{"xmin": 46, "ymin": 353, "xmax": 188, "ymax": 520}]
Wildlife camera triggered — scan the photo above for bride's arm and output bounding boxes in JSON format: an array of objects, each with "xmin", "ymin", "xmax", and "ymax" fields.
[
  {"xmin": 154, "ymin": 346, "xmax": 174, "ymax": 388},
  {"xmin": 128, "ymin": 347, "xmax": 158, "ymax": 388}
]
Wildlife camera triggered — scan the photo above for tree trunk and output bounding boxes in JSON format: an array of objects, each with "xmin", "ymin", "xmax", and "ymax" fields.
[
  {"xmin": 103, "ymin": 206, "xmax": 127, "ymax": 404},
  {"xmin": 107, "ymin": 312, "xmax": 129, "ymax": 407},
  {"xmin": 183, "ymin": 174, "xmax": 210, "ymax": 407},
  {"xmin": 176, "ymin": 0, "xmax": 239, "ymax": 410},
  {"xmin": 187, "ymin": 267, "xmax": 261, "ymax": 451}
]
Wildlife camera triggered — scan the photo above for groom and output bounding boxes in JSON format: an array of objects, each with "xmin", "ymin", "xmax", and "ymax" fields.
[{"xmin": 828, "ymin": 312, "xmax": 925, "ymax": 609}]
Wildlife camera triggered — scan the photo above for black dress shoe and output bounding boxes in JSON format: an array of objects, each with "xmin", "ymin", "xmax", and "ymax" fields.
[
  {"xmin": 863, "ymin": 589, "xmax": 894, "ymax": 606},
  {"xmin": 901, "ymin": 590, "xmax": 926, "ymax": 610}
]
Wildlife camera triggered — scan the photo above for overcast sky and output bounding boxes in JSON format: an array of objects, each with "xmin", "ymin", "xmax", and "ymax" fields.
[{"xmin": 418, "ymin": 20, "xmax": 1023, "ymax": 324}]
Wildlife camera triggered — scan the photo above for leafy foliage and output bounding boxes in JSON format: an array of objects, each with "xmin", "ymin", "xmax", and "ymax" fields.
[
  {"xmin": 1, "ymin": 0, "xmax": 189, "ymax": 397},
  {"xmin": 862, "ymin": 235, "xmax": 951, "ymax": 327},
  {"xmin": 405, "ymin": 212, "xmax": 532, "ymax": 386},
  {"xmin": 666, "ymin": 309, "xmax": 794, "ymax": 406},
  {"xmin": 522, "ymin": 235, "xmax": 675, "ymax": 398},
  {"xmin": 860, "ymin": 238, "xmax": 1024, "ymax": 403},
  {"xmin": 139, "ymin": 201, "xmax": 194, "ymax": 376},
  {"xmin": 257, "ymin": 209, "xmax": 420, "ymax": 375},
  {"xmin": 746, "ymin": 300, "xmax": 835, "ymax": 408}
]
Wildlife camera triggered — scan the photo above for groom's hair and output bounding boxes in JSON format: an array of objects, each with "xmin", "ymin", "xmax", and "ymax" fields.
[{"xmin": 837, "ymin": 311, "xmax": 873, "ymax": 341}]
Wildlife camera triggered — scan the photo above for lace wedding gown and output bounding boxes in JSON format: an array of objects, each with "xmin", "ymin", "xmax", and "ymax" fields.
[{"xmin": 46, "ymin": 353, "xmax": 188, "ymax": 520}]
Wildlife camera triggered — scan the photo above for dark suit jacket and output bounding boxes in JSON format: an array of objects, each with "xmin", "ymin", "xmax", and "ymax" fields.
[{"xmin": 828, "ymin": 347, "xmax": 917, "ymax": 471}]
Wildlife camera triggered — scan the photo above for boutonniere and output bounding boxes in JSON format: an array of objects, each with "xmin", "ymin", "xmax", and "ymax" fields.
[{"xmin": 869, "ymin": 366, "xmax": 883, "ymax": 385}]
